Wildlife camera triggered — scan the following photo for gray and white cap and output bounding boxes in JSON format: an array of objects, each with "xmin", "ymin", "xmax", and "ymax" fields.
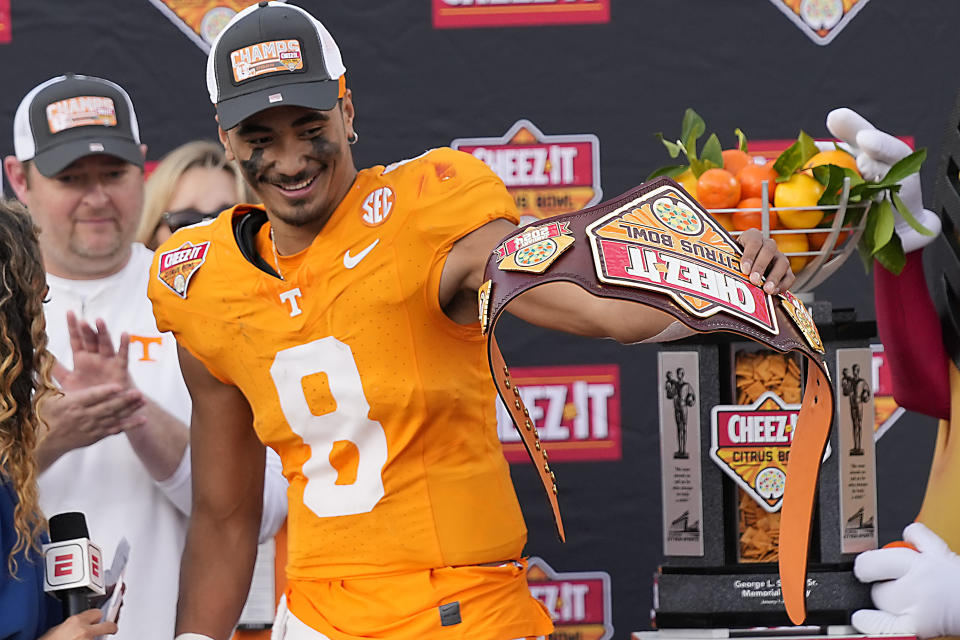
[
  {"xmin": 207, "ymin": 1, "xmax": 346, "ymax": 130},
  {"xmin": 13, "ymin": 73, "xmax": 143, "ymax": 177}
]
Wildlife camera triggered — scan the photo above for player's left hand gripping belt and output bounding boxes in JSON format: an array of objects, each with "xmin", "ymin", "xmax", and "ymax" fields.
[{"xmin": 479, "ymin": 177, "xmax": 833, "ymax": 626}]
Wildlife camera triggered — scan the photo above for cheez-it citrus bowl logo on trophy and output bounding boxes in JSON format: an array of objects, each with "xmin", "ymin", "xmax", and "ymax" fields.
[
  {"xmin": 147, "ymin": 1, "xmax": 252, "ymax": 51},
  {"xmin": 432, "ymin": 0, "xmax": 610, "ymax": 29},
  {"xmin": 768, "ymin": 0, "xmax": 872, "ymax": 45},
  {"xmin": 710, "ymin": 391, "xmax": 828, "ymax": 512},
  {"xmin": 525, "ymin": 557, "xmax": 614, "ymax": 640},
  {"xmin": 585, "ymin": 184, "xmax": 779, "ymax": 334},
  {"xmin": 452, "ymin": 119, "xmax": 602, "ymax": 220}
]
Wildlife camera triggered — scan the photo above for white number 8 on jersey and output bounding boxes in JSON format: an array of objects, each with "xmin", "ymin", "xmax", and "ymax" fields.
[{"xmin": 270, "ymin": 337, "xmax": 388, "ymax": 518}]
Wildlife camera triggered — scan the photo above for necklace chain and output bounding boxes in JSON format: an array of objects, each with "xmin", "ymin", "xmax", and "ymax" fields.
[{"xmin": 269, "ymin": 227, "xmax": 284, "ymax": 281}]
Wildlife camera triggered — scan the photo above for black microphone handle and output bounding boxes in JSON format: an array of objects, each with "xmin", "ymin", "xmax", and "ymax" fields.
[{"xmin": 63, "ymin": 589, "xmax": 91, "ymax": 617}]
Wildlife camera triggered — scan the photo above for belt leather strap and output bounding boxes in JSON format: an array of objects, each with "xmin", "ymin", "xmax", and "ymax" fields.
[{"xmin": 479, "ymin": 177, "xmax": 834, "ymax": 625}]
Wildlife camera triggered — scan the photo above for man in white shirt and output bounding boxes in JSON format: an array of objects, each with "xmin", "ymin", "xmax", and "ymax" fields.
[{"xmin": 2, "ymin": 73, "xmax": 287, "ymax": 640}]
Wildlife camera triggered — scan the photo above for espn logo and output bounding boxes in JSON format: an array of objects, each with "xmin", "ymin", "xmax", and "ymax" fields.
[{"xmin": 42, "ymin": 539, "xmax": 105, "ymax": 594}]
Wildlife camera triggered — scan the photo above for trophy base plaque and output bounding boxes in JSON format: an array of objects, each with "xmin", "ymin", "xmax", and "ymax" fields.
[{"xmin": 653, "ymin": 563, "xmax": 872, "ymax": 628}]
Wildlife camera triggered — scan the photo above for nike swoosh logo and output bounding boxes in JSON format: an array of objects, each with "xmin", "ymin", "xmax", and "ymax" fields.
[{"xmin": 343, "ymin": 239, "xmax": 380, "ymax": 269}]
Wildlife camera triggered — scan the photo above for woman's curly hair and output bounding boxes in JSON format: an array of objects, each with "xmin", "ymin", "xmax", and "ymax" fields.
[{"xmin": 0, "ymin": 199, "xmax": 56, "ymax": 576}]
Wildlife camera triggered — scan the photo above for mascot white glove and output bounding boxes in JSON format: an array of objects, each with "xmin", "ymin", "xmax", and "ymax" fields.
[
  {"xmin": 852, "ymin": 522, "xmax": 960, "ymax": 638},
  {"xmin": 824, "ymin": 107, "xmax": 940, "ymax": 253}
]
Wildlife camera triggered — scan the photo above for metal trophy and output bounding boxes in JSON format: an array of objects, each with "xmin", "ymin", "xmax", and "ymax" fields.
[{"xmin": 651, "ymin": 184, "xmax": 877, "ymax": 628}]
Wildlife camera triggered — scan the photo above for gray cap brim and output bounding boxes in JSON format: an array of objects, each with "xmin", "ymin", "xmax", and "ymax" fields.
[
  {"xmin": 33, "ymin": 136, "xmax": 143, "ymax": 177},
  {"xmin": 217, "ymin": 80, "xmax": 341, "ymax": 130}
]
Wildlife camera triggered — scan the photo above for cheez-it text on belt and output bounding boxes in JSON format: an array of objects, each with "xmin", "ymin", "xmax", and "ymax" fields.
[{"xmin": 479, "ymin": 176, "xmax": 835, "ymax": 625}]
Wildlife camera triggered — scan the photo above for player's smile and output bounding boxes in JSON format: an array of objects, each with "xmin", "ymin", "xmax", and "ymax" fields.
[
  {"xmin": 274, "ymin": 174, "xmax": 317, "ymax": 195},
  {"xmin": 264, "ymin": 165, "xmax": 326, "ymax": 202}
]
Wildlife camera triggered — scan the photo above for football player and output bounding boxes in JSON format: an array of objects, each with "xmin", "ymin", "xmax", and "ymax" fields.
[{"xmin": 153, "ymin": 3, "xmax": 796, "ymax": 639}]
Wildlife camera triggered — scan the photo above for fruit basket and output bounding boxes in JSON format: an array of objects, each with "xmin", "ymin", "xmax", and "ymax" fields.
[
  {"xmin": 652, "ymin": 109, "xmax": 925, "ymax": 292},
  {"xmin": 716, "ymin": 177, "xmax": 869, "ymax": 293}
]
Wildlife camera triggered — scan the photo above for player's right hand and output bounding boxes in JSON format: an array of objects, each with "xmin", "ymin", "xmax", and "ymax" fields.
[
  {"xmin": 38, "ymin": 608, "xmax": 118, "ymax": 639},
  {"xmin": 852, "ymin": 522, "xmax": 960, "ymax": 638},
  {"xmin": 824, "ymin": 107, "xmax": 940, "ymax": 253}
]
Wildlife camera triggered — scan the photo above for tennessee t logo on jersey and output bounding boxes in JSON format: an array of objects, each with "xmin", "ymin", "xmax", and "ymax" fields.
[
  {"xmin": 361, "ymin": 187, "xmax": 395, "ymax": 226},
  {"xmin": 157, "ymin": 241, "xmax": 210, "ymax": 298},
  {"xmin": 279, "ymin": 287, "xmax": 304, "ymax": 317}
]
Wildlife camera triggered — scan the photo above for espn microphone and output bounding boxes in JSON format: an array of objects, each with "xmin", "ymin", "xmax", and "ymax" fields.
[{"xmin": 42, "ymin": 512, "xmax": 105, "ymax": 617}]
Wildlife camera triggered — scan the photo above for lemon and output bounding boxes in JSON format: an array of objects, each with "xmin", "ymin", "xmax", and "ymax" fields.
[
  {"xmin": 802, "ymin": 149, "xmax": 860, "ymax": 176},
  {"xmin": 773, "ymin": 233, "xmax": 810, "ymax": 273},
  {"xmin": 774, "ymin": 173, "xmax": 826, "ymax": 229},
  {"xmin": 676, "ymin": 168, "xmax": 698, "ymax": 200}
]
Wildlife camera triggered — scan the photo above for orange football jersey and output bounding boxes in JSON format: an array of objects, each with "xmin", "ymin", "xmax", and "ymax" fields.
[{"xmin": 149, "ymin": 148, "xmax": 552, "ymax": 636}]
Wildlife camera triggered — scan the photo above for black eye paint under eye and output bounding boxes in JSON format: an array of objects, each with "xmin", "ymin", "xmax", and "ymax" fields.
[
  {"xmin": 310, "ymin": 136, "xmax": 339, "ymax": 162},
  {"xmin": 240, "ymin": 147, "xmax": 265, "ymax": 183}
]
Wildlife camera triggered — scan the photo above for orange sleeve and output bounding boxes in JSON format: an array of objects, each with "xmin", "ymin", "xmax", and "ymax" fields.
[
  {"xmin": 147, "ymin": 224, "xmax": 238, "ymax": 386},
  {"xmin": 408, "ymin": 147, "xmax": 520, "ymax": 251}
]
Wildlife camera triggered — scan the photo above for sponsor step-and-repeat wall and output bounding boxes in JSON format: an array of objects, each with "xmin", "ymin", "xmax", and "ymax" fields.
[{"xmin": 3, "ymin": 1, "xmax": 959, "ymax": 636}]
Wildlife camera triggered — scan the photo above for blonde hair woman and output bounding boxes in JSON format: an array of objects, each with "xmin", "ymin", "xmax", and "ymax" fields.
[
  {"xmin": 0, "ymin": 200, "xmax": 117, "ymax": 638},
  {"xmin": 137, "ymin": 140, "xmax": 250, "ymax": 250}
]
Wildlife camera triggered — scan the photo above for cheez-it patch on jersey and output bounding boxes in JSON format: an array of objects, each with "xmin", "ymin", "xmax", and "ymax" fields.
[{"xmin": 156, "ymin": 241, "xmax": 210, "ymax": 298}]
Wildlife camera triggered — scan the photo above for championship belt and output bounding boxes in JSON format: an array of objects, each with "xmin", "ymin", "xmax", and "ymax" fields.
[{"xmin": 479, "ymin": 177, "xmax": 834, "ymax": 625}]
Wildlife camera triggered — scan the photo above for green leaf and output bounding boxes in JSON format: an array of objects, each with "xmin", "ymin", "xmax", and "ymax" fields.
[
  {"xmin": 689, "ymin": 157, "xmax": 706, "ymax": 178},
  {"xmin": 813, "ymin": 165, "xmax": 863, "ymax": 206},
  {"xmin": 797, "ymin": 131, "xmax": 819, "ymax": 165},
  {"xmin": 647, "ymin": 164, "xmax": 688, "ymax": 180},
  {"xmin": 655, "ymin": 132, "xmax": 683, "ymax": 159},
  {"xmin": 843, "ymin": 202, "xmax": 868, "ymax": 227},
  {"xmin": 772, "ymin": 131, "xmax": 820, "ymax": 180},
  {"xmin": 879, "ymin": 149, "xmax": 926, "ymax": 186},
  {"xmin": 891, "ymin": 191, "xmax": 936, "ymax": 236},
  {"xmin": 870, "ymin": 197, "xmax": 895, "ymax": 254},
  {"xmin": 812, "ymin": 165, "xmax": 842, "ymax": 206},
  {"xmin": 735, "ymin": 128, "xmax": 748, "ymax": 153},
  {"xmin": 701, "ymin": 133, "xmax": 724, "ymax": 168},
  {"xmin": 681, "ymin": 108, "xmax": 706, "ymax": 156},
  {"xmin": 873, "ymin": 232, "xmax": 906, "ymax": 275},
  {"xmin": 850, "ymin": 182, "xmax": 888, "ymax": 202},
  {"xmin": 772, "ymin": 143, "xmax": 801, "ymax": 179},
  {"xmin": 857, "ymin": 235, "xmax": 874, "ymax": 274}
]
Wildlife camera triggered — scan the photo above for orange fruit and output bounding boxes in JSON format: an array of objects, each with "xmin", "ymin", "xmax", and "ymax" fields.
[
  {"xmin": 737, "ymin": 162, "xmax": 779, "ymax": 202},
  {"xmin": 883, "ymin": 540, "xmax": 918, "ymax": 551},
  {"xmin": 732, "ymin": 197, "xmax": 780, "ymax": 231},
  {"xmin": 807, "ymin": 213, "xmax": 851, "ymax": 251},
  {"xmin": 802, "ymin": 149, "xmax": 860, "ymax": 176},
  {"xmin": 722, "ymin": 149, "xmax": 751, "ymax": 177},
  {"xmin": 675, "ymin": 168, "xmax": 698, "ymax": 199},
  {"xmin": 773, "ymin": 233, "xmax": 810, "ymax": 273},
  {"xmin": 697, "ymin": 168, "xmax": 741, "ymax": 209},
  {"xmin": 710, "ymin": 212, "xmax": 735, "ymax": 231},
  {"xmin": 774, "ymin": 173, "xmax": 826, "ymax": 229}
]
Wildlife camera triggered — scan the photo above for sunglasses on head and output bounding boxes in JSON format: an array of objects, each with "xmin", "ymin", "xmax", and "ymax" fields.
[{"xmin": 162, "ymin": 207, "xmax": 229, "ymax": 232}]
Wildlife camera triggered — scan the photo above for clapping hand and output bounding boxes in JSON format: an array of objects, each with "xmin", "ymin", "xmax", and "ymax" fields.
[{"xmin": 39, "ymin": 313, "xmax": 145, "ymax": 461}]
